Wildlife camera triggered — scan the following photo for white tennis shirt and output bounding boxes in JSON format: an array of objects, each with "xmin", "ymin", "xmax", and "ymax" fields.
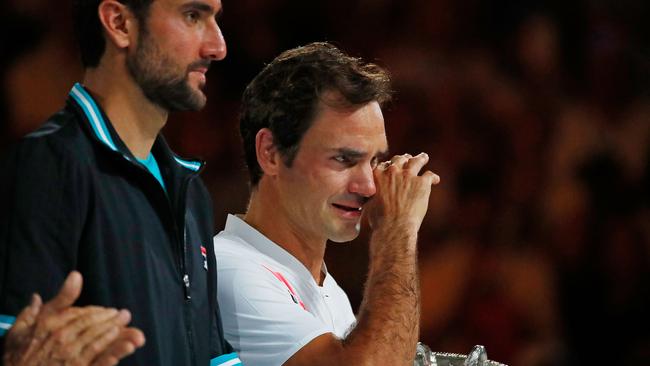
[{"xmin": 214, "ymin": 214, "xmax": 357, "ymax": 366}]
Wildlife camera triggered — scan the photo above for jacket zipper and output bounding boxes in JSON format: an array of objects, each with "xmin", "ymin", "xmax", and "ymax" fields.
[
  {"xmin": 177, "ymin": 175, "xmax": 192, "ymax": 300},
  {"xmin": 177, "ymin": 172, "xmax": 196, "ymax": 365},
  {"xmin": 122, "ymin": 151, "xmax": 202, "ymax": 364}
]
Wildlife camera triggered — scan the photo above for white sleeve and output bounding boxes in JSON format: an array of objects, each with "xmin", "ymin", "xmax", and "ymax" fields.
[{"xmin": 216, "ymin": 255, "xmax": 331, "ymax": 366}]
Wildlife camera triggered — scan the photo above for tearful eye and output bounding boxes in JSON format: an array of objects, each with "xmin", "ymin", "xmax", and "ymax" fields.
[
  {"xmin": 370, "ymin": 158, "xmax": 379, "ymax": 169},
  {"xmin": 185, "ymin": 11, "xmax": 200, "ymax": 23},
  {"xmin": 333, "ymin": 156, "xmax": 351, "ymax": 164}
]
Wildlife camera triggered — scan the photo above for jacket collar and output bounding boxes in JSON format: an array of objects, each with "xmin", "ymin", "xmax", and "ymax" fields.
[{"xmin": 68, "ymin": 83, "xmax": 203, "ymax": 173}]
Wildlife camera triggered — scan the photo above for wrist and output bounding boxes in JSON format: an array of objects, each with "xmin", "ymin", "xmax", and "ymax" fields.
[
  {"xmin": 369, "ymin": 224, "xmax": 419, "ymax": 263},
  {"xmin": 372, "ymin": 218, "xmax": 419, "ymax": 240}
]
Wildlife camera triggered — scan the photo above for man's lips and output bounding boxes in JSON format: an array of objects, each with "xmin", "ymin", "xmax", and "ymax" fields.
[
  {"xmin": 191, "ymin": 66, "xmax": 208, "ymax": 74},
  {"xmin": 188, "ymin": 58, "xmax": 211, "ymax": 72},
  {"xmin": 332, "ymin": 203, "xmax": 363, "ymax": 218},
  {"xmin": 188, "ymin": 60, "xmax": 211, "ymax": 84},
  {"xmin": 189, "ymin": 68, "xmax": 208, "ymax": 85},
  {"xmin": 332, "ymin": 203, "xmax": 361, "ymax": 211}
]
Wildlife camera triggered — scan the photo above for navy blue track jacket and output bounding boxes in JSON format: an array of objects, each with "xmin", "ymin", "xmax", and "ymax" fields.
[{"xmin": 0, "ymin": 84, "xmax": 237, "ymax": 365}]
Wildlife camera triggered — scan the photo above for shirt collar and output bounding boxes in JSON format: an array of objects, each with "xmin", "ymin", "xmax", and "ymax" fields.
[{"xmin": 223, "ymin": 214, "xmax": 329, "ymax": 282}]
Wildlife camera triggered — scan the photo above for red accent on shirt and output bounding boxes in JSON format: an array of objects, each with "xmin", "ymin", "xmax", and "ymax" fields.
[{"xmin": 262, "ymin": 265, "xmax": 307, "ymax": 311}]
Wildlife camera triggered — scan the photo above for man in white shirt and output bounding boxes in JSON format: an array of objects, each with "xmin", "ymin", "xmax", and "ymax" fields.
[{"xmin": 214, "ymin": 42, "xmax": 440, "ymax": 366}]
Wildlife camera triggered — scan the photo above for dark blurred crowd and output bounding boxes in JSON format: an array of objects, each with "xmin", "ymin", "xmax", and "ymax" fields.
[{"xmin": 1, "ymin": 0, "xmax": 648, "ymax": 365}]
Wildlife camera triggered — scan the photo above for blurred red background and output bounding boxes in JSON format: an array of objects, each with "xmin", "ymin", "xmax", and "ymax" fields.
[{"xmin": 1, "ymin": 1, "xmax": 649, "ymax": 364}]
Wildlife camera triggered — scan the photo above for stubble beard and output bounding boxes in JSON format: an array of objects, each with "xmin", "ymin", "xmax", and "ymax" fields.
[{"xmin": 127, "ymin": 30, "xmax": 207, "ymax": 112}]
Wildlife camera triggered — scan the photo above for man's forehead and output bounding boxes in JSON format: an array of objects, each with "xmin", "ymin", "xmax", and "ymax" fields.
[
  {"xmin": 313, "ymin": 119, "xmax": 388, "ymax": 155},
  {"xmin": 314, "ymin": 100, "xmax": 385, "ymax": 131}
]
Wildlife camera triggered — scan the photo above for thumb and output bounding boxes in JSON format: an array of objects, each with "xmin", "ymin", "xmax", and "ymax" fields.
[{"xmin": 42, "ymin": 271, "xmax": 83, "ymax": 314}]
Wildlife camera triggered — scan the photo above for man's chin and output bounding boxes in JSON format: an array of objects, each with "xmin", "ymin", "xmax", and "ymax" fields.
[
  {"xmin": 188, "ymin": 83, "xmax": 208, "ymax": 108},
  {"xmin": 328, "ymin": 223, "xmax": 362, "ymax": 244},
  {"xmin": 193, "ymin": 79, "xmax": 207, "ymax": 92},
  {"xmin": 166, "ymin": 88, "xmax": 207, "ymax": 111},
  {"xmin": 190, "ymin": 91, "xmax": 207, "ymax": 109}
]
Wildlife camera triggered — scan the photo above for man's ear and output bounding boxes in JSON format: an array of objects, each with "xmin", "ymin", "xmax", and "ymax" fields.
[
  {"xmin": 255, "ymin": 128, "xmax": 282, "ymax": 178},
  {"xmin": 97, "ymin": 0, "xmax": 138, "ymax": 49}
]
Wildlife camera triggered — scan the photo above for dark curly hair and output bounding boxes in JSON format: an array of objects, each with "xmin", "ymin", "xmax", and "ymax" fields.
[
  {"xmin": 73, "ymin": 0, "xmax": 154, "ymax": 68},
  {"xmin": 240, "ymin": 42, "xmax": 393, "ymax": 187}
]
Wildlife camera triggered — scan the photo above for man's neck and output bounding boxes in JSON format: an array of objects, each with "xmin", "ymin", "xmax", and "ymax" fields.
[
  {"xmin": 82, "ymin": 66, "xmax": 168, "ymax": 159},
  {"xmin": 244, "ymin": 186, "xmax": 327, "ymax": 285}
]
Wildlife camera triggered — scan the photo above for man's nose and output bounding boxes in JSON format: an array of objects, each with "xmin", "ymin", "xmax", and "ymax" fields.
[
  {"xmin": 348, "ymin": 164, "xmax": 376, "ymax": 198},
  {"xmin": 201, "ymin": 22, "xmax": 227, "ymax": 61}
]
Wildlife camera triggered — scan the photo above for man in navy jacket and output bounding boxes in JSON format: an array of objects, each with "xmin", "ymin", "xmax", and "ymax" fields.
[{"xmin": 0, "ymin": 0, "xmax": 238, "ymax": 365}]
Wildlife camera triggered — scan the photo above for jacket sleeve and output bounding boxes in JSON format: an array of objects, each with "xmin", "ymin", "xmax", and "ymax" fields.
[{"xmin": 0, "ymin": 136, "xmax": 87, "ymax": 324}]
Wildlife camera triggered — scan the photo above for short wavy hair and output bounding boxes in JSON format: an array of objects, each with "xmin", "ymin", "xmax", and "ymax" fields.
[{"xmin": 240, "ymin": 42, "xmax": 393, "ymax": 187}]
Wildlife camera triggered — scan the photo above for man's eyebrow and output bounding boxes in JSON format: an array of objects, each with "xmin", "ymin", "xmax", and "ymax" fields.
[
  {"xmin": 180, "ymin": 1, "xmax": 221, "ymax": 16},
  {"xmin": 332, "ymin": 148, "xmax": 366, "ymax": 159},
  {"xmin": 331, "ymin": 148, "xmax": 390, "ymax": 161}
]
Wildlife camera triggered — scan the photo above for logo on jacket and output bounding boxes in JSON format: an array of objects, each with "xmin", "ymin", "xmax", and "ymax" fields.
[{"xmin": 200, "ymin": 245, "xmax": 208, "ymax": 270}]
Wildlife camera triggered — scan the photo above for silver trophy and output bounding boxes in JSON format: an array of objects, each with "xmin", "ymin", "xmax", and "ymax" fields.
[{"xmin": 414, "ymin": 342, "xmax": 508, "ymax": 366}]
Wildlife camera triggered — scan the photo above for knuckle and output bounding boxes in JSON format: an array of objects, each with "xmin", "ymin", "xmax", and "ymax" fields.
[
  {"xmin": 63, "ymin": 308, "xmax": 80, "ymax": 319},
  {"xmin": 123, "ymin": 342, "xmax": 136, "ymax": 355},
  {"xmin": 84, "ymin": 306, "xmax": 103, "ymax": 316},
  {"xmin": 88, "ymin": 340, "xmax": 103, "ymax": 354},
  {"xmin": 59, "ymin": 344, "xmax": 75, "ymax": 355},
  {"xmin": 52, "ymin": 347, "xmax": 65, "ymax": 360},
  {"xmin": 52, "ymin": 328, "xmax": 68, "ymax": 344},
  {"xmin": 87, "ymin": 312, "xmax": 103, "ymax": 325},
  {"xmin": 79, "ymin": 351, "xmax": 93, "ymax": 364},
  {"xmin": 42, "ymin": 315, "xmax": 60, "ymax": 330},
  {"xmin": 92, "ymin": 357, "xmax": 109, "ymax": 366},
  {"xmin": 82, "ymin": 310, "xmax": 105, "ymax": 325},
  {"xmin": 104, "ymin": 356, "xmax": 119, "ymax": 366}
]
